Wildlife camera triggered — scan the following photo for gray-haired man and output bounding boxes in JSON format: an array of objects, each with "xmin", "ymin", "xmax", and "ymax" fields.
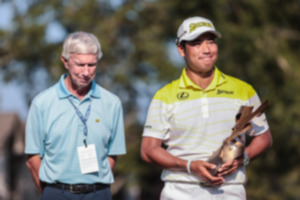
[{"xmin": 25, "ymin": 32, "xmax": 126, "ymax": 200}]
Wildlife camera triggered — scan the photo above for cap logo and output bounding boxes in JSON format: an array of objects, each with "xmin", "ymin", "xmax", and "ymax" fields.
[{"xmin": 189, "ymin": 22, "xmax": 213, "ymax": 33}]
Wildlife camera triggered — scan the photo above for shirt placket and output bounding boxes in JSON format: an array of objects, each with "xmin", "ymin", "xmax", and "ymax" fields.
[{"xmin": 201, "ymin": 92, "xmax": 209, "ymax": 118}]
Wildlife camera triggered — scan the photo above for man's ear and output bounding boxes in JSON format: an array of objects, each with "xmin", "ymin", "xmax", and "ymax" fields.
[
  {"xmin": 61, "ymin": 56, "xmax": 69, "ymax": 70},
  {"xmin": 176, "ymin": 44, "xmax": 185, "ymax": 57}
]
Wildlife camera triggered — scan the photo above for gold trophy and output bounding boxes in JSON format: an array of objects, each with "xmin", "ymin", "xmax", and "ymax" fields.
[{"xmin": 207, "ymin": 100, "xmax": 269, "ymax": 176}]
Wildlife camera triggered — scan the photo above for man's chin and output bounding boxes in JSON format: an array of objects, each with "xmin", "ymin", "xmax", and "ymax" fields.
[{"xmin": 77, "ymin": 82, "xmax": 91, "ymax": 90}]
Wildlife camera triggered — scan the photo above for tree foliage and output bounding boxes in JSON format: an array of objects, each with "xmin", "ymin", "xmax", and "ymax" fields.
[{"xmin": 1, "ymin": 0, "xmax": 300, "ymax": 199}]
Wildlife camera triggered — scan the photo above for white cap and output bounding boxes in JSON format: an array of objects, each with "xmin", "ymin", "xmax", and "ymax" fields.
[{"xmin": 176, "ymin": 16, "xmax": 222, "ymax": 44}]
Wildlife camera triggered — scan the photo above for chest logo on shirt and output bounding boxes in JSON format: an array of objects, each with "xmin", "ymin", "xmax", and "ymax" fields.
[
  {"xmin": 217, "ymin": 89, "xmax": 234, "ymax": 95},
  {"xmin": 177, "ymin": 92, "xmax": 189, "ymax": 100}
]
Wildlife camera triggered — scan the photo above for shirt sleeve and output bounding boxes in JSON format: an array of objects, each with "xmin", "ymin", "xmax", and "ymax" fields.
[
  {"xmin": 247, "ymin": 93, "xmax": 270, "ymax": 136},
  {"xmin": 107, "ymin": 98, "xmax": 126, "ymax": 155},
  {"xmin": 25, "ymin": 101, "xmax": 45, "ymax": 157},
  {"xmin": 142, "ymin": 92, "xmax": 171, "ymax": 140}
]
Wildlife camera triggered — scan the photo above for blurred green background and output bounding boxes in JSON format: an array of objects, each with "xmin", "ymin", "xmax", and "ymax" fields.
[{"xmin": 0, "ymin": 0, "xmax": 300, "ymax": 199}]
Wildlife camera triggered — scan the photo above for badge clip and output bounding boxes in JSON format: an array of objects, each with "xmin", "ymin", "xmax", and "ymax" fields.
[{"xmin": 84, "ymin": 139, "xmax": 87, "ymax": 148}]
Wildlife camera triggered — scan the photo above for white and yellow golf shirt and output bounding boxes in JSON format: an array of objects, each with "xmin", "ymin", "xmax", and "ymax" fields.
[{"xmin": 142, "ymin": 67, "xmax": 269, "ymax": 184}]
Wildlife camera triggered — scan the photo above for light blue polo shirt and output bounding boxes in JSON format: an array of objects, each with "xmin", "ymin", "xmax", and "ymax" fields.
[{"xmin": 25, "ymin": 74, "xmax": 126, "ymax": 184}]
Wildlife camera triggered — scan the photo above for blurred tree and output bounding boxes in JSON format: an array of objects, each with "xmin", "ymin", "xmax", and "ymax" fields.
[{"xmin": 0, "ymin": 0, "xmax": 300, "ymax": 199}]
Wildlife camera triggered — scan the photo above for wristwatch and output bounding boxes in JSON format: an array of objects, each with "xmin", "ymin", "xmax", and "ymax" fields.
[{"xmin": 244, "ymin": 152, "xmax": 250, "ymax": 166}]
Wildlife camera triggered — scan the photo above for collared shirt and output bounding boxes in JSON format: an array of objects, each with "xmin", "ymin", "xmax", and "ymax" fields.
[
  {"xmin": 25, "ymin": 74, "xmax": 126, "ymax": 184},
  {"xmin": 143, "ymin": 67, "xmax": 269, "ymax": 184}
]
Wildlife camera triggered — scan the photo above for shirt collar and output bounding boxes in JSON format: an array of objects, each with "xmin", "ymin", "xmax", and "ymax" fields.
[
  {"xmin": 56, "ymin": 73, "xmax": 101, "ymax": 99},
  {"xmin": 179, "ymin": 67, "xmax": 227, "ymax": 91}
]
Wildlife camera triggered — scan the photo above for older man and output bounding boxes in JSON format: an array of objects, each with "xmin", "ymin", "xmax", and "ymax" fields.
[
  {"xmin": 25, "ymin": 32, "xmax": 126, "ymax": 200},
  {"xmin": 141, "ymin": 16, "xmax": 272, "ymax": 200}
]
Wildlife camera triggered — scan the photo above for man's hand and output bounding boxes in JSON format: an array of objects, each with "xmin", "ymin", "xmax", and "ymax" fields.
[
  {"xmin": 216, "ymin": 130, "xmax": 273, "ymax": 177},
  {"xmin": 26, "ymin": 154, "xmax": 44, "ymax": 193},
  {"xmin": 190, "ymin": 160, "xmax": 225, "ymax": 186},
  {"xmin": 215, "ymin": 159, "xmax": 242, "ymax": 177}
]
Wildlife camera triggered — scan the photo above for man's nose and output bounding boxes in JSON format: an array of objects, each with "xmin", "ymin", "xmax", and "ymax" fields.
[
  {"xmin": 201, "ymin": 42, "xmax": 210, "ymax": 53},
  {"xmin": 82, "ymin": 65, "xmax": 90, "ymax": 76}
]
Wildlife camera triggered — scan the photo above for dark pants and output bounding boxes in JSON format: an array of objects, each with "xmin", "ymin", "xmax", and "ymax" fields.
[{"xmin": 41, "ymin": 185, "xmax": 112, "ymax": 200}]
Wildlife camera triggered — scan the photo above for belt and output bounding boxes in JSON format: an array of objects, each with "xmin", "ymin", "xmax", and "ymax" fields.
[{"xmin": 46, "ymin": 182, "xmax": 109, "ymax": 194}]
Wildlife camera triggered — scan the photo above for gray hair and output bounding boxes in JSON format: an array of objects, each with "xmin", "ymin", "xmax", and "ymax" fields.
[{"xmin": 62, "ymin": 31, "xmax": 103, "ymax": 60}]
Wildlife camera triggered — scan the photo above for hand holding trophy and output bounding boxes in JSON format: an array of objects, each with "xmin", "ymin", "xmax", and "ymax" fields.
[{"xmin": 207, "ymin": 100, "xmax": 269, "ymax": 176}]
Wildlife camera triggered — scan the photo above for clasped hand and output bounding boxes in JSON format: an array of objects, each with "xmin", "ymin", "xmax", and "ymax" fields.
[{"xmin": 190, "ymin": 159, "xmax": 242, "ymax": 186}]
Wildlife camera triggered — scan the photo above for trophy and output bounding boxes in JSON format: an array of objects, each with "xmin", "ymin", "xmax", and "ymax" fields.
[{"xmin": 207, "ymin": 100, "xmax": 268, "ymax": 176}]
